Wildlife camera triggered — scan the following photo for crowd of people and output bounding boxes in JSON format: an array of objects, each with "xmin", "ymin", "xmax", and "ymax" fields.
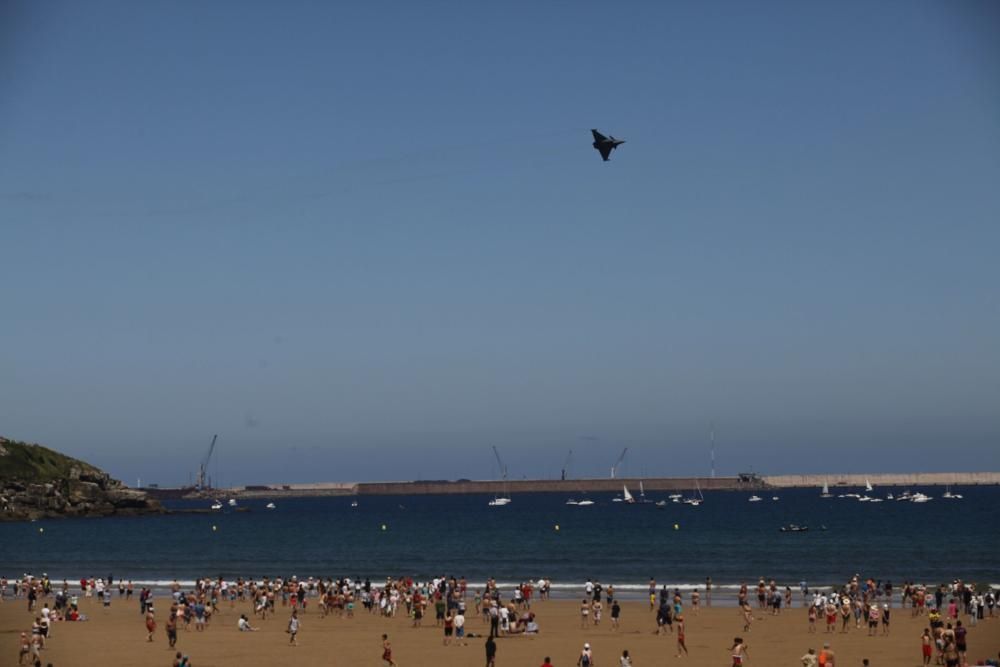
[{"xmin": 4, "ymin": 571, "xmax": 997, "ymax": 666}]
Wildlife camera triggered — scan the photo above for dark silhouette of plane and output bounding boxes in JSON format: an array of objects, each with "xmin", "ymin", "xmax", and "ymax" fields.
[{"xmin": 591, "ymin": 129, "xmax": 625, "ymax": 161}]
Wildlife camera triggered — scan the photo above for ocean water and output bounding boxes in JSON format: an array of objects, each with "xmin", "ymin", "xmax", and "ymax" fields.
[{"xmin": 1, "ymin": 487, "xmax": 997, "ymax": 596}]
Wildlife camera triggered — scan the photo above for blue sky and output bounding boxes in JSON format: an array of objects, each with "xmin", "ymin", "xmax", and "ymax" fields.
[{"xmin": 2, "ymin": 1, "xmax": 998, "ymax": 485}]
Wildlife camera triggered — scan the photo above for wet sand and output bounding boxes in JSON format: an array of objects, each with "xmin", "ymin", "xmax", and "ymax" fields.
[{"xmin": 2, "ymin": 595, "xmax": 999, "ymax": 666}]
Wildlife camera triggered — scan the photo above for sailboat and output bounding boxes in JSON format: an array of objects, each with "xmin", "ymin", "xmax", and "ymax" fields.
[
  {"xmin": 488, "ymin": 445, "xmax": 512, "ymax": 507},
  {"xmin": 682, "ymin": 481, "xmax": 704, "ymax": 506},
  {"xmin": 820, "ymin": 480, "xmax": 833, "ymax": 498},
  {"xmin": 942, "ymin": 486, "xmax": 963, "ymax": 499},
  {"xmin": 622, "ymin": 484, "xmax": 636, "ymax": 504},
  {"xmin": 865, "ymin": 478, "xmax": 874, "ymax": 492},
  {"xmin": 637, "ymin": 481, "xmax": 654, "ymax": 504}
]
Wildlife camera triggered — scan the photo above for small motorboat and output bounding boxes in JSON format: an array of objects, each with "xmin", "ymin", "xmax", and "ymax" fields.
[
  {"xmin": 576, "ymin": 499, "xmax": 595, "ymax": 506},
  {"xmin": 228, "ymin": 498, "xmax": 238, "ymax": 507},
  {"xmin": 265, "ymin": 502, "xmax": 276, "ymax": 509},
  {"xmin": 748, "ymin": 495, "xmax": 763, "ymax": 502},
  {"xmin": 210, "ymin": 501, "xmax": 223, "ymax": 511},
  {"xmin": 779, "ymin": 524, "xmax": 809, "ymax": 532},
  {"xmin": 350, "ymin": 500, "xmax": 359, "ymax": 507}
]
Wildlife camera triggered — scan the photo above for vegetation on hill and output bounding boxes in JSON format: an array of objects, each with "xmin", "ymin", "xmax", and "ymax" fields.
[
  {"xmin": 0, "ymin": 437, "xmax": 102, "ymax": 483},
  {"xmin": 1, "ymin": 436, "xmax": 163, "ymax": 521}
]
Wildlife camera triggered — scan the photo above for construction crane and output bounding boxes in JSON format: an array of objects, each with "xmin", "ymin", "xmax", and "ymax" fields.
[
  {"xmin": 561, "ymin": 449, "xmax": 573, "ymax": 481},
  {"xmin": 492, "ymin": 445, "xmax": 508, "ymax": 481},
  {"xmin": 611, "ymin": 447, "xmax": 628, "ymax": 479},
  {"xmin": 195, "ymin": 434, "xmax": 218, "ymax": 491}
]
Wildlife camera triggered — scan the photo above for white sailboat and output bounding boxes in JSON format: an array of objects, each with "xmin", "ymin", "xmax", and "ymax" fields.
[
  {"xmin": 942, "ymin": 486, "xmax": 963, "ymax": 499},
  {"xmin": 622, "ymin": 484, "xmax": 636, "ymax": 504},
  {"xmin": 683, "ymin": 481, "xmax": 703, "ymax": 506},
  {"xmin": 638, "ymin": 481, "xmax": 654, "ymax": 504},
  {"xmin": 820, "ymin": 480, "xmax": 833, "ymax": 498},
  {"xmin": 488, "ymin": 445, "xmax": 512, "ymax": 507},
  {"xmin": 865, "ymin": 478, "xmax": 874, "ymax": 493}
]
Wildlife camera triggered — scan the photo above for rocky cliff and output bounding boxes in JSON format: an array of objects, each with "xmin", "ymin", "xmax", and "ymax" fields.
[{"xmin": 0, "ymin": 437, "xmax": 164, "ymax": 521}]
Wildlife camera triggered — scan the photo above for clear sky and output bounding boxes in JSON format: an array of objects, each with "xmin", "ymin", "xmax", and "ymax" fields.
[{"xmin": 2, "ymin": 1, "xmax": 998, "ymax": 486}]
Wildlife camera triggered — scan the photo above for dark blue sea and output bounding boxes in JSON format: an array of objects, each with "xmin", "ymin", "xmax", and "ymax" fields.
[{"xmin": 2, "ymin": 487, "xmax": 998, "ymax": 598}]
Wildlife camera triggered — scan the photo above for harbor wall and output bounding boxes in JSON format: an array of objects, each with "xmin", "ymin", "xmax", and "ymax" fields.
[
  {"xmin": 763, "ymin": 472, "xmax": 1000, "ymax": 488},
  {"xmin": 148, "ymin": 472, "xmax": 1000, "ymax": 500}
]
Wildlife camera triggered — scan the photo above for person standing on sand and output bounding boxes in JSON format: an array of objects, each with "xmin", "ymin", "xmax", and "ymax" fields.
[
  {"xmin": 921, "ymin": 626, "xmax": 933, "ymax": 664},
  {"xmin": 166, "ymin": 607, "xmax": 178, "ymax": 647},
  {"xmin": 577, "ymin": 642, "xmax": 594, "ymax": 667},
  {"xmin": 801, "ymin": 648, "xmax": 818, "ymax": 667},
  {"xmin": 610, "ymin": 599, "xmax": 621, "ymax": 630},
  {"xmin": 485, "ymin": 634, "xmax": 497, "ymax": 667},
  {"xmin": 541, "ymin": 657, "xmax": 554, "ymax": 667},
  {"xmin": 730, "ymin": 637, "xmax": 748, "ymax": 667},
  {"xmin": 619, "ymin": 649, "xmax": 631, "ymax": 667}
]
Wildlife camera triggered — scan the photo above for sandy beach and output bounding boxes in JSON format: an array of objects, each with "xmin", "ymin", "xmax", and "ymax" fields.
[{"xmin": 3, "ymin": 592, "xmax": 999, "ymax": 667}]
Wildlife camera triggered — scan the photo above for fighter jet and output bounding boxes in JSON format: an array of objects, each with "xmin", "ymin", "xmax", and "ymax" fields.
[{"xmin": 591, "ymin": 129, "xmax": 625, "ymax": 161}]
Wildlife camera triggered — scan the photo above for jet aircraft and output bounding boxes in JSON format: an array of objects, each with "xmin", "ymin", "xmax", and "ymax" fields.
[{"xmin": 591, "ymin": 129, "xmax": 625, "ymax": 161}]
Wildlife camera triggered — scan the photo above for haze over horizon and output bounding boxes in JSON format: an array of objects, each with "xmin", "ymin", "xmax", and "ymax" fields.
[{"xmin": 2, "ymin": 1, "xmax": 998, "ymax": 486}]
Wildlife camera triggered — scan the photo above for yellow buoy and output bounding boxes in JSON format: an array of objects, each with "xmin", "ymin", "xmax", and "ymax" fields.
[{"xmin": 673, "ymin": 523, "xmax": 679, "ymax": 530}]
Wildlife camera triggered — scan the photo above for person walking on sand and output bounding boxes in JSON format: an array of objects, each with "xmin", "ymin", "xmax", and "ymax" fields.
[
  {"xmin": 801, "ymin": 648, "xmax": 818, "ymax": 667},
  {"xmin": 287, "ymin": 609, "xmax": 299, "ymax": 646},
  {"xmin": 382, "ymin": 634, "xmax": 397, "ymax": 667},
  {"xmin": 144, "ymin": 604, "xmax": 156, "ymax": 642},
  {"xmin": 730, "ymin": 637, "xmax": 748, "ymax": 667},
  {"xmin": 578, "ymin": 642, "xmax": 594, "ymax": 667},
  {"xmin": 741, "ymin": 602, "xmax": 753, "ymax": 632},
  {"xmin": 619, "ymin": 649, "xmax": 631, "ymax": 667},
  {"xmin": 676, "ymin": 614, "xmax": 689, "ymax": 657},
  {"xmin": 485, "ymin": 634, "xmax": 497, "ymax": 667}
]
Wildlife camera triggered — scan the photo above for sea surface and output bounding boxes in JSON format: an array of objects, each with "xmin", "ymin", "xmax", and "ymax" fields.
[{"xmin": 1, "ymin": 486, "xmax": 997, "ymax": 598}]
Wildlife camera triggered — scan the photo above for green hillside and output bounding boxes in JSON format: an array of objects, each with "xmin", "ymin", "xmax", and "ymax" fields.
[{"xmin": 0, "ymin": 437, "xmax": 102, "ymax": 482}]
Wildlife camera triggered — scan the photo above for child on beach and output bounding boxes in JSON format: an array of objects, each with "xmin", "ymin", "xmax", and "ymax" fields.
[
  {"xmin": 730, "ymin": 637, "xmax": 748, "ymax": 667},
  {"xmin": 580, "ymin": 599, "xmax": 590, "ymax": 628},
  {"xmin": 286, "ymin": 609, "xmax": 299, "ymax": 646},
  {"xmin": 382, "ymin": 634, "xmax": 397, "ymax": 667},
  {"xmin": 808, "ymin": 604, "xmax": 817, "ymax": 632}
]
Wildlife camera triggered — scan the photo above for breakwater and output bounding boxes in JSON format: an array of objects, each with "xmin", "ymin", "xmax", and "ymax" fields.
[
  {"xmin": 764, "ymin": 471, "xmax": 1000, "ymax": 488},
  {"xmin": 146, "ymin": 471, "xmax": 1000, "ymax": 501}
]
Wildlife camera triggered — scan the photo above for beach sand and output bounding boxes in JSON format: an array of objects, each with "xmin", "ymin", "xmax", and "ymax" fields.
[{"xmin": 3, "ymin": 595, "xmax": 999, "ymax": 666}]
